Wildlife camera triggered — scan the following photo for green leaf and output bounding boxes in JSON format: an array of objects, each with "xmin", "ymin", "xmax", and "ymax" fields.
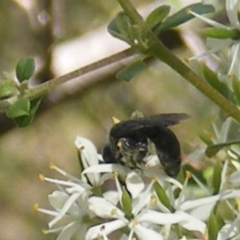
[
  {"xmin": 0, "ymin": 80, "xmax": 17, "ymax": 98},
  {"xmin": 121, "ymin": 187, "xmax": 132, "ymax": 219},
  {"xmin": 212, "ymin": 162, "xmax": 221, "ymax": 194},
  {"xmin": 232, "ymin": 76, "xmax": 240, "ymax": 105},
  {"xmin": 155, "ymin": 3, "xmax": 214, "ymax": 34},
  {"xmin": 143, "ymin": 5, "xmax": 171, "ymax": 33},
  {"xmin": 201, "ymin": 28, "xmax": 239, "ymax": 39},
  {"xmin": 202, "ymin": 64, "xmax": 230, "ymax": 99},
  {"xmin": 14, "ymin": 97, "xmax": 42, "ymax": 127},
  {"xmin": 108, "ymin": 12, "xmax": 132, "ymax": 44},
  {"xmin": 207, "ymin": 212, "xmax": 220, "ymax": 240},
  {"xmin": 16, "ymin": 57, "xmax": 35, "ymax": 82},
  {"xmin": 116, "ymin": 60, "xmax": 146, "ymax": 82},
  {"xmin": 153, "ymin": 181, "xmax": 174, "ymax": 211},
  {"xmin": 6, "ymin": 97, "xmax": 30, "ymax": 118},
  {"xmin": 205, "ymin": 140, "xmax": 240, "ymax": 157}
]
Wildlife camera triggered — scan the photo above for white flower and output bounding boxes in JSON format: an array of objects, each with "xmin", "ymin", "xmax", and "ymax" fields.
[
  {"xmin": 190, "ymin": 0, "xmax": 240, "ymax": 78},
  {"xmin": 38, "ymin": 136, "xmax": 240, "ymax": 240},
  {"xmin": 217, "ymin": 220, "xmax": 239, "ymax": 240},
  {"xmin": 85, "ymin": 173, "xmax": 207, "ymax": 240},
  {"xmin": 36, "ymin": 137, "xmax": 109, "ymax": 239},
  {"xmin": 37, "ymin": 174, "xmax": 92, "ymax": 240},
  {"xmin": 75, "ymin": 136, "xmax": 102, "ymax": 186}
]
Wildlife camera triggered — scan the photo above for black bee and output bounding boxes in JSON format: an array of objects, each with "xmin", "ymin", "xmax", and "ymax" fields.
[{"xmin": 103, "ymin": 113, "xmax": 189, "ymax": 177}]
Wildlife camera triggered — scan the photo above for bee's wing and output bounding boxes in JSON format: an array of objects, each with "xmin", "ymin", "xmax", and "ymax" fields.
[
  {"xmin": 110, "ymin": 120, "xmax": 146, "ymax": 139},
  {"xmin": 110, "ymin": 113, "xmax": 189, "ymax": 138},
  {"xmin": 136, "ymin": 113, "xmax": 189, "ymax": 128}
]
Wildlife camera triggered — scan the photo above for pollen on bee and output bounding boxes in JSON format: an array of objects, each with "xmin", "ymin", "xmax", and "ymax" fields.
[{"xmin": 117, "ymin": 140, "xmax": 122, "ymax": 148}]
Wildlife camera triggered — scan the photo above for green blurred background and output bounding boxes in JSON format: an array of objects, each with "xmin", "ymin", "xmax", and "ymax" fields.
[{"xmin": 0, "ymin": 0, "xmax": 214, "ymax": 239}]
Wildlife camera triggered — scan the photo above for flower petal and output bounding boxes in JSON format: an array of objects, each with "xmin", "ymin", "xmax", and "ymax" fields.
[
  {"xmin": 217, "ymin": 222, "xmax": 238, "ymax": 240},
  {"xmin": 48, "ymin": 191, "xmax": 69, "ymax": 210},
  {"xmin": 226, "ymin": 0, "xmax": 239, "ymax": 27},
  {"xmin": 49, "ymin": 192, "xmax": 82, "ymax": 228},
  {"xmin": 103, "ymin": 190, "xmax": 119, "ymax": 206},
  {"xmin": 75, "ymin": 136, "xmax": 100, "ymax": 186},
  {"xmin": 83, "ymin": 163, "xmax": 130, "ymax": 175},
  {"xmin": 56, "ymin": 221, "xmax": 82, "ymax": 240},
  {"xmin": 133, "ymin": 224, "xmax": 163, "ymax": 240},
  {"xmin": 126, "ymin": 171, "xmax": 144, "ymax": 199},
  {"xmin": 85, "ymin": 220, "xmax": 126, "ymax": 240},
  {"xmin": 88, "ymin": 196, "xmax": 125, "ymax": 218},
  {"xmin": 137, "ymin": 210, "xmax": 206, "ymax": 233}
]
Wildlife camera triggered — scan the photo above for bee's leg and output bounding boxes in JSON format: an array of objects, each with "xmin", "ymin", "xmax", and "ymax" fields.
[{"xmin": 102, "ymin": 144, "xmax": 118, "ymax": 164}]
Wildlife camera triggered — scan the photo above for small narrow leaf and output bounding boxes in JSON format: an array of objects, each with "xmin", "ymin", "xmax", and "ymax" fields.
[
  {"xmin": 207, "ymin": 212, "xmax": 220, "ymax": 240},
  {"xmin": 153, "ymin": 181, "xmax": 174, "ymax": 211},
  {"xmin": 6, "ymin": 97, "xmax": 30, "ymax": 118},
  {"xmin": 108, "ymin": 12, "xmax": 132, "ymax": 44},
  {"xmin": 116, "ymin": 60, "xmax": 146, "ymax": 82},
  {"xmin": 202, "ymin": 64, "xmax": 230, "ymax": 98},
  {"xmin": 212, "ymin": 162, "xmax": 222, "ymax": 194},
  {"xmin": 205, "ymin": 140, "xmax": 240, "ymax": 157},
  {"xmin": 16, "ymin": 57, "xmax": 35, "ymax": 82},
  {"xmin": 155, "ymin": 3, "xmax": 214, "ymax": 34},
  {"xmin": 232, "ymin": 76, "xmax": 240, "ymax": 105},
  {"xmin": 121, "ymin": 187, "xmax": 132, "ymax": 219},
  {"xmin": 201, "ymin": 28, "xmax": 239, "ymax": 39},
  {"xmin": 116, "ymin": 12, "xmax": 132, "ymax": 43},
  {"xmin": 14, "ymin": 97, "xmax": 42, "ymax": 127},
  {"xmin": 0, "ymin": 80, "xmax": 17, "ymax": 98},
  {"xmin": 144, "ymin": 5, "xmax": 171, "ymax": 33}
]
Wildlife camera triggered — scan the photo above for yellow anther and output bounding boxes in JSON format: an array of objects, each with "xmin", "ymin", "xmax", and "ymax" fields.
[
  {"xmin": 150, "ymin": 195, "xmax": 157, "ymax": 206},
  {"xmin": 130, "ymin": 218, "xmax": 138, "ymax": 227},
  {"xmin": 185, "ymin": 171, "xmax": 192, "ymax": 179},
  {"xmin": 111, "ymin": 208, "xmax": 117, "ymax": 216},
  {"xmin": 39, "ymin": 174, "xmax": 45, "ymax": 182},
  {"xmin": 49, "ymin": 162, "xmax": 55, "ymax": 169},
  {"xmin": 33, "ymin": 203, "xmax": 39, "ymax": 211},
  {"xmin": 151, "ymin": 177, "xmax": 157, "ymax": 184},
  {"xmin": 112, "ymin": 116, "xmax": 120, "ymax": 124},
  {"xmin": 113, "ymin": 171, "xmax": 119, "ymax": 178}
]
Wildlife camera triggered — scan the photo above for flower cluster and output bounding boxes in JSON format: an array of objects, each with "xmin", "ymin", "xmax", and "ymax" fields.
[
  {"xmin": 191, "ymin": 0, "xmax": 240, "ymax": 79},
  {"xmin": 36, "ymin": 136, "xmax": 240, "ymax": 240}
]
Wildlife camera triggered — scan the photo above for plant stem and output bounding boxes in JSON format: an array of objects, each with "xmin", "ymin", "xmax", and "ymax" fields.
[
  {"xmin": 0, "ymin": 48, "xmax": 135, "ymax": 112},
  {"xmin": 117, "ymin": 0, "xmax": 240, "ymax": 122},
  {"xmin": 117, "ymin": 0, "xmax": 143, "ymax": 25},
  {"xmin": 149, "ymin": 39, "xmax": 240, "ymax": 122}
]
